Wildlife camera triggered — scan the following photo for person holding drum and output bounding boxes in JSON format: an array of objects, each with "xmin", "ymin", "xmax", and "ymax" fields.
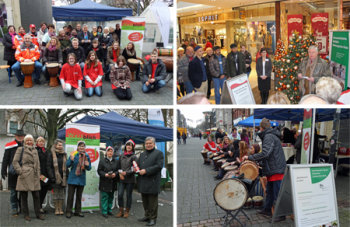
[
  {"xmin": 12, "ymin": 34, "xmax": 42, "ymax": 87},
  {"xmin": 122, "ymin": 42, "xmax": 140, "ymax": 81},
  {"xmin": 142, "ymin": 50, "xmax": 167, "ymax": 93},
  {"xmin": 66, "ymin": 38, "xmax": 85, "ymax": 73},
  {"xmin": 59, "ymin": 53, "xmax": 83, "ymax": 100},
  {"xmin": 110, "ymin": 56, "xmax": 132, "ymax": 100},
  {"xmin": 242, "ymin": 118, "xmax": 286, "ymax": 221},
  {"xmin": 215, "ymin": 149, "xmax": 237, "ymax": 180},
  {"xmin": 42, "ymin": 37, "xmax": 63, "ymax": 82},
  {"xmin": 83, "ymin": 51, "xmax": 104, "ymax": 97}
]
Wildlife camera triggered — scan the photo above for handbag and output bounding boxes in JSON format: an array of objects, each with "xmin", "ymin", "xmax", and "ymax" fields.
[{"xmin": 8, "ymin": 147, "xmax": 24, "ymax": 175}]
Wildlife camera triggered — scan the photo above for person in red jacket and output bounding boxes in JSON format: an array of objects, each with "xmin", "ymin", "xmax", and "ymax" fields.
[
  {"xmin": 83, "ymin": 51, "xmax": 103, "ymax": 97},
  {"xmin": 59, "ymin": 53, "xmax": 83, "ymax": 100},
  {"xmin": 13, "ymin": 26, "xmax": 26, "ymax": 48},
  {"xmin": 202, "ymin": 135, "xmax": 216, "ymax": 165}
]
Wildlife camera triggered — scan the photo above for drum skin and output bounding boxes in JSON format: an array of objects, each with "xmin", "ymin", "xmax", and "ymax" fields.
[
  {"xmin": 239, "ymin": 160, "xmax": 259, "ymax": 180},
  {"xmin": 224, "ymin": 165, "xmax": 238, "ymax": 171},
  {"xmin": 127, "ymin": 59, "xmax": 140, "ymax": 72},
  {"xmin": 213, "ymin": 179, "xmax": 248, "ymax": 211}
]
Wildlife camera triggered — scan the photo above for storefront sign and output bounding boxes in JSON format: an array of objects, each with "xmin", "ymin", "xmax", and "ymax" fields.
[
  {"xmin": 287, "ymin": 14, "xmax": 303, "ymax": 41},
  {"xmin": 220, "ymin": 74, "xmax": 255, "ymax": 104},
  {"xmin": 311, "ymin": 13, "xmax": 329, "ymax": 55},
  {"xmin": 65, "ymin": 123, "xmax": 100, "ymax": 211},
  {"xmin": 301, "ymin": 109, "xmax": 312, "ymax": 164},
  {"xmin": 198, "ymin": 14, "xmax": 218, "ymax": 22},
  {"xmin": 121, "ymin": 17, "xmax": 145, "ymax": 57}
]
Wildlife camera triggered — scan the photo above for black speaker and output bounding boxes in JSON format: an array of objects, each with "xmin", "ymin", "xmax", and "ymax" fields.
[{"xmin": 156, "ymin": 42, "xmax": 164, "ymax": 47}]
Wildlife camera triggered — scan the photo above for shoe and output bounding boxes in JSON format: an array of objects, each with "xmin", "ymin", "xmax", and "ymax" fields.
[
  {"xmin": 102, "ymin": 213, "xmax": 108, "ymax": 218},
  {"xmin": 40, "ymin": 208, "xmax": 46, "ymax": 214},
  {"xmin": 257, "ymin": 209, "xmax": 272, "ymax": 217},
  {"xmin": 74, "ymin": 212, "xmax": 84, "ymax": 217},
  {"xmin": 24, "ymin": 216, "xmax": 31, "ymax": 221},
  {"xmin": 16, "ymin": 81, "xmax": 23, "ymax": 87},
  {"xmin": 54, "ymin": 201, "xmax": 59, "ymax": 215},
  {"xmin": 123, "ymin": 208, "xmax": 130, "ymax": 218},
  {"xmin": 138, "ymin": 217, "xmax": 150, "ymax": 222},
  {"xmin": 66, "ymin": 213, "xmax": 72, "ymax": 218},
  {"xmin": 35, "ymin": 79, "xmax": 41, "ymax": 85},
  {"xmin": 11, "ymin": 209, "xmax": 18, "ymax": 216},
  {"xmin": 37, "ymin": 214, "xmax": 45, "ymax": 220},
  {"xmin": 273, "ymin": 216, "xmax": 286, "ymax": 222},
  {"xmin": 146, "ymin": 219, "xmax": 156, "ymax": 226},
  {"xmin": 116, "ymin": 207, "xmax": 124, "ymax": 218},
  {"xmin": 58, "ymin": 200, "xmax": 64, "ymax": 215}
]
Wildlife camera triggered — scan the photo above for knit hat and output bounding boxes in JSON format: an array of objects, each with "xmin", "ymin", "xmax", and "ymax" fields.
[
  {"xmin": 194, "ymin": 46, "xmax": 202, "ymax": 52},
  {"xmin": 213, "ymin": 46, "xmax": 220, "ymax": 51},
  {"xmin": 106, "ymin": 146, "xmax": 114, "ymax": 152},
  {"xmin": 230, "ymin": 43, "xmax": 237, "ymax": 49}
]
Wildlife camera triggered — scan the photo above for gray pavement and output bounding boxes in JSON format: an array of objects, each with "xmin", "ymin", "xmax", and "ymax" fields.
[
  {"xmin": 177, "ymin": 138, "xmax": 350, "ymax": 227},
  {"xmin": 0, "ymin": 44, "xmax": 173, "ymax": 105},
  {"xmin": 0, "ymin": 189, "xmax": 173, "ymax": 227}
]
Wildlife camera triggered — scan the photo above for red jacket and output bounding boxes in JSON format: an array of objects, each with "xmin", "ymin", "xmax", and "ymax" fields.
[
  {"xmin": 83, "ymin": 62, "xmax": 103, "ymax": 88},
  {"xmin": 204, "ymin": 141, "xmax": 217, "ymax": 153},
  {"xmin": 59, "ymin": 63, "xmax": 83, "ymax": 88}
]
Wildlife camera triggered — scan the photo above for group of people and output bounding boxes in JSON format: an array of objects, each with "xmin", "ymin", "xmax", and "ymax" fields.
[
  {"xmin": 177, "ymin": 40, "xmax": 344, "ymax": 104},
  {"xmin": 1, "ymin": 130, "xmax": 163, "ymax": 226},
  {"xmin": 3, "ymin": 22, "xmax": 168, "ymax": 101},
  {"xmin": 176, "ymin": 131, "xmax": 187, "ymax": 144}
]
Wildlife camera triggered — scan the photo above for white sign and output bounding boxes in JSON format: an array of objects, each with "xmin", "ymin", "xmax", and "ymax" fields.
[
  {"xmin": 121, "ymin": 17, "xmax": 146, "ymax": 58},
  {"xmin": 220, "ymin": 74, "xmax": 255, "ymax": 104}
]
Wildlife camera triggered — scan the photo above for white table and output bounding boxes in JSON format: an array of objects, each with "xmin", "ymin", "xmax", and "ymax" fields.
[{"xmin": 283, "ymin": 147, "xmax": 296, "ymax": 160}]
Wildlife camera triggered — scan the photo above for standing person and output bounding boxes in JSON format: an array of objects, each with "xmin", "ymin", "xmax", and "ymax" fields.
[
  {"xmin": 97, "ymin": 146, "xmax": 118, "ymax": 218},
  {"xmin": 210, "ymin": 46, "xmax": 227, "ymax": 104},
  {"xmin": 47, "ymin": 139, "xmax": 67, "ymax": 215},
  {"xmin": 240, "ymin": 128, "xmax": 250, "ymax": 145},
  {"xmin": 83, "ymin": 50, "xmax": 104, "ymax": 97},
  {"xmin": 105, "ymin": 41, "xmax": 120, "ymax": 80},
  {"xmin": 58, "ymin": 29, "xmax": 71, "ymax": 63},
  {"xmin": 110, "ymin": 56, "xmax": 132, "ymax": 100},
  {"xmin": 77, "ymin": 24, "xmax": 92, "ymax": 54},
  {"xmin": 142, "ymin": 50, "xmax": 167, "ymax": 93},
  {"xmin": 182, "ymin": 133, "xmax": 187, "ymax": 144},
  {"xmin": 199, "ymin": 133, "xmax": 202, "ymax": 140},
  {"xmin": 231, "ymin": 127, "xmax": 241, "ymax": 141},
  {"xmin": 256, "ymin": 48, "xmax": 272, "ymax": 104},
  {"xmin": 1, "ymin": 129, "xmax": 25, "ymax": 216},
  {"xmin": 226, "ymin": 43, "xmax": 246, "ymax": 78},
  {"xmin": 242, "ymin": 118, "xmax": 286, "ymax": 222},
  {"xmin": 241, "ymin": 45, "xmax": 252, "ymax": 77},
  {"xmin": 13, "ymin": 134, "xmax": 44, "ymax": 221},
  {"xmin": 203, "ymin": 47, "xmax": 214, "ymax": 99},
  {"xmin": 37, "ymin": 22, "xmax": 48, "ymax": 47},
  {"xmin": 2, "ymin": 25, "xmax": 17, "ymax": 80},
  {"xmin": 91, "ymin": 26, "xmax": 99, "ymax": 41},
  {"xmin": 75, "ymin": 23, "xmax": 82, "ymax": 35},
  {"xmin": 137, "ymin": 137, "xmax": 164, "ymax": 226},
  {"xmin": 35, "ymin": 137, "xmax": 51, "ymax": 214},
  {"xmin": 27, "ymin": 24, "xmax": 39, "ymax": 47},
  {"xmin": 215, "ymin": 128, "xmax": 226, "ymax": 141},
  {"xmin": 114, "ymin": 23, "xmax": 121, "ymax": 41},
  {"xmin": 116, "ymin": 140, "xmax": 137, "ymax": 218},
  {"xmin": 59, "ymin": 53, "xmax": 83, "ymax": 100},
  {"xmin": 65, "ymin": 141, "xmax": 91, "ymax": 218},
  {"xmin": 13, "ymin": 26, "xmax": 26, "ymax": 48},
  {"xmin": 41, "ymin": 24, "xmax": 56, "ymax": 47},
  {"xmin": 188, "ymin": 46, "xmax": 208, "ymax": 94},
  {"xmin": 177, "ymin": 46, "xmax": 194, "ymax": 94},
  {"xmin": 66, "ymin": 38, "xmax": 85, "ymax": 72},
  {"xmin": 177, "ymin": 131, "xmax": 181, "ymax": 144}
]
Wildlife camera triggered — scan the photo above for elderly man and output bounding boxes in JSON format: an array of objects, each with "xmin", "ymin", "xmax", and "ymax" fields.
[
  {"xmin": 210, "ymin": 46, "xmax": 227, "ymax": 104},
  {"xmin": 1, "ymin": 129, "xmax": 25, "ymax": 216},
  {"xmin": 315, "ymin": 77, "xmax": 342, "ymax": 104},
  {"xmin": 12, "ymin": 34, "xmax": 42, "ymax": 86},
  {"xmin": 203, "ymin": 47, "xmax": 214, "ymax": 99},
  {"xmin": 226, "ymin": 43, "xmax": 246, "ymax": 78},
  {"xmin": 137, "ymin": 137, "xmax": 164, "ymax": 226},
  {"xmin": 178, "ymin": 46, "xmax": 194, "ymax": 94},
  {"xmin": 142, "ymin": 50, "xmax": 167, "ymax": 93},
  {"xmin": 189, "ymin": 46, "xmax": 208, "ymax": 94},
  {"xmin": 297, "ymin": 45, "xmax": 332, "ymax": 96},
  {"xmin": 77, "ymin": 24, "xmax": 92, "ymax": 54}
]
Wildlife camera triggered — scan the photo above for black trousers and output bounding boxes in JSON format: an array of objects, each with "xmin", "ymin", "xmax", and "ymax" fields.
[
  {"xmin": 66, "ymin": 184, "xmax": 84, "ymax": 214},
  {"xmin": 260, "ymin": 90, "xmax": 269, "ymax": 104},
  {"xmin": 141, "ymin": 193, "xmax": 158, "ymax": 220},
  {"xmin": 39, "ymin": 184, "xmax": 50, "ymax": 208},
  {"xmin": 20, "ymin": 191, "xmax": 40, "ymax": 217},
  {"xmin": 113, "ymin": 87, "xmax": 132, "ymax": 100},
  {"xmin": 207, "ymin": 78, "xmax": 212, "ymax": 99}
]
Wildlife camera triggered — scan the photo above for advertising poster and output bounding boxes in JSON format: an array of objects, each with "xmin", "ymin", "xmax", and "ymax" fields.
[
  {"xmin": 330, "ymin": 31, "xmax": 350, "ymax": 89},
  {"xmin": 287, "ymin": 14, "xmax": 303, "ymax": 41},
  {"xmin": 301, "ymin": 109, "xmax": 312, "ymax": 164},
  {"xmin": 291, "ymin": 165, "xmax": 338, "ymax": 227},
  {"xmin": 221, "ymin": 74, "xmax": 255, "ymax": 104},
  {"xmin": 121, "ymin": 17, "xmax": 146, "ymax": 58},
  {"xmin": 65, "ymin": 123, "xmax": 100, "ymax": 210},
  {"xmin": 311, "ymin": 13, "xmax": 329, "ymax": 55}
]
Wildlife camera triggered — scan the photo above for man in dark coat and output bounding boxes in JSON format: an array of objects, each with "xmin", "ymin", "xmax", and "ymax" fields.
[
  {"xmin": 114, "ymin": 23, "xmax": 121, "ymax": 41},
  {"xmin": 188, "ymin": 46, "xmax": 208, "ymax": 94},
  {"xmin": 226, "ymin": 43, "xmax": 246, "ymax": 78},
  {"xmin": 77, "ymin": 24, "xmax": 92, "ymax": 55},
  {"xmin": 242, "ymin": 118, "xmax": 286, "ymax": 222},
  {"xmin": 142, "ymin": 50, "xmax": 167, "ymax": 93},
  {"xmin": 1, "ymin": 129, "xmax": 25, "ymax": 216},
  {"xmin": 137, "ymin": 137, "xmax": 164, "ymax": 226}
]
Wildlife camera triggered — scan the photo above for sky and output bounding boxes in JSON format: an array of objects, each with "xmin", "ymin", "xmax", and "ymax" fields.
[{"xmin": 179, "ymin": 107, "xmax": 213, "ymax": 128}]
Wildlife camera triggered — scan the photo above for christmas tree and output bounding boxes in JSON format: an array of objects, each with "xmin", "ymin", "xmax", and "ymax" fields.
[{"xmin": 273, "ymin": 32, "xmax": 316, "ymax": 103}]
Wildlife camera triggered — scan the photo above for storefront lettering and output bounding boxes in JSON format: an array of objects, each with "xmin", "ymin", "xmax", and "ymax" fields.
[
  {"xmin": 198, "ymin": 14, "xmax": 218, "ymax": 22},
  {"xmin": 311, "ymin": 16, "xmax": 328, "ymax": 23},
  {"xmin": 288, "ymin": 18, "xmax": 302, "ymax": 24}
]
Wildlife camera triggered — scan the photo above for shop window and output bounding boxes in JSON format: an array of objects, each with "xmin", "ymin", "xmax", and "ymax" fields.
[{"xmin": 8, "ymin": 120, "xmax": 19, "ymax": 135}]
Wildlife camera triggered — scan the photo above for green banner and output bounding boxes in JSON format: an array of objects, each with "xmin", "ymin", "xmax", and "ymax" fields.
[
  {"xmin": 66, "ymin": 137, "xmax": 100, "ymax": 146},
  {"xmin": 310, "ymin": 166, "xmax": 331, "ymax": 184},
  {"xmin": 331, "ymin": 31, "xmax": 349, "ymax": 89}
]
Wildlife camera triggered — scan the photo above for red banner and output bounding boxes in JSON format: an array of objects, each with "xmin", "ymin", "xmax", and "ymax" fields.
[
  {"xmin": 287, "ymin": 14, "xmax": 303, "ymax": 41},
  {"xmin": 311, "ymin": 13, "xmax": 329, "ymax": 55}
]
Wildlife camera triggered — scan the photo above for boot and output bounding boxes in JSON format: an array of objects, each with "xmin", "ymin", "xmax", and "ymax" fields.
[
  {"xmin": 115, "ymin": 207, "xmax": 124, "ymax": 218},
  {"xmin": 123, "ymin": 208, "xmax": 130, "ymax": 218},
  {"xmin": 59, "ymin": 200, "xmax": 64, "ymax": 215},
  {"xmin": 54, "ymin": 200, "xmax": 59, "ymax": 215}
]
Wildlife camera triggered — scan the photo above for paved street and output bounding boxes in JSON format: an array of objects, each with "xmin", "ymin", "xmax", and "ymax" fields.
[
  {"xmin": 0, "ymin": 189, "xmax": 173, "ymax": 227},
  {"xmin": 0, "ymin": 44, "xmax": 173, "ymax": 105},
  {"xmin": 177, "ymin": 138, "xmax": 350, "ymax": 227}
]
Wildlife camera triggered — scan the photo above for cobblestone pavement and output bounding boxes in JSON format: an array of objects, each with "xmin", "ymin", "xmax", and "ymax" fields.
[
  {"xmin": 0, "ymin": 189, "xmax": 173, "ymax": 227},
  {"xmin": 177, "ymin": 138, "xmax": 350, "ymax": 227},
  {"xmin": 0, "ymin": 45, "xmax": 173, "ymax": 105}
]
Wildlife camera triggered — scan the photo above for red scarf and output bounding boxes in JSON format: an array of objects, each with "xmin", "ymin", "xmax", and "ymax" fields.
[
  {"xmin": 124, "ymin": 150, "xmax": 133, "ymax": 156},
  {"xmin": 36, "ymin": 144, "xmax": 45, "ymax": 153},
  {"xmin": 112, "ymin": 49, "xmax": 118, "ymax": 62}
]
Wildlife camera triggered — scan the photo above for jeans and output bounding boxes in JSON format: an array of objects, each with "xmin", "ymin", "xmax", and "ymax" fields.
[
  {"xmin": 12, "ymin": 60, "xmax": 42, "ymax": 82},
  {"xmin": 184, "ymin": 81, "xmax": 194, "ymax": 94},
  {"xmin": 118, "ymin": 182, "xmax": 134, "ymax": 209},
  {"xmin": 86, "ymin": 86, "xmax": 102, "ymax": 97},
  {"xmin": 142, "ymin": 80, "xmax": 166, "ymax": 93},
  {"xmin": 212, "ymin": 77, "xmax": 225, "ymax": 104},
  {"xmin": 10, "ymin": 189, "xmax": 19, "ymax": 210},
  {"xmin": 264, "ymin": 180, "xmax": 282, "ymax": 211}
]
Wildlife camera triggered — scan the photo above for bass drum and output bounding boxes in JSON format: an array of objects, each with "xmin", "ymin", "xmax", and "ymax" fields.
[{"xmin": 213, "ymin": 178, "xmax": 248, "ymax": 211}]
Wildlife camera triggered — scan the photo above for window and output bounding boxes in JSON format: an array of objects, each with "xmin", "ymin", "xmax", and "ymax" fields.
[
  {"xmin": 169, "ymin": 27, "xmax": 173, "ymax": 44},
  {"xmin": 8, "ymin": 121, "xmax": 18, "ymax": 135}
]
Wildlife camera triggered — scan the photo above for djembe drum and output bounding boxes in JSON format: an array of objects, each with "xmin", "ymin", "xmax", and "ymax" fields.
[
  {"xmin": 21, "ymin": 62, "xmax": 35, "ymax": 88},
  {"xmin": 127, "ymin": 58, "xmax": 141, "ymax": 81},
  {"xmin": 158, "ymin": 56, "xmax": 173, "ymax": 73},
  {"xmin": 46, "ymin": 63, "xmax": 60, "ymax": 87},
  {"xmin": 239, "ymin": 160, "xmax": 259, "ymax": 180}
]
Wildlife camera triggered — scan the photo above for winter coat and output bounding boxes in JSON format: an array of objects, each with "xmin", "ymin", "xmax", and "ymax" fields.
[
  {"xmin": 2, "ymin": 33, "xmax": 16, "ymax": 61},
  {"xmin": 42, "ymin": 47, "xmax": 63, "ymax": 65},
  {"xmin": 242, "ymin": 50, "xmax": 252, "ymax": 71},
  {"xmin": 77, "ymin": 31, "xmax": 92, "ymax": 52},
  {"xmin": 87, "ymin": 46, "xmax": 105, "ymax": 62},
  {"xmin": 106, "ymin": 46, "xmax": 120, "ymax": 65},
  {"xmin": 66, "ymin": 151, "xmax": 91, "ymax": 186},
  {"xmin": 177, "ymin": 55, "xmax": 192, "ymax": 82},
  {"xmin": 256, "ymin": 57, "xmax": 272, "ymax": 91},
  {"xmin": 110, "ymin": 64, "xmax": 132, "ymax": 89},
  {"xmin": 226, "ymin": 51, "xmax": 246, "ymax": 78},
  {"xmin": 15, "ymin": 43, "xmax": 40, "ymax": 62},
  {"xmin": 100, "ymin": 34, "xmax": 113, "ymax": 47},
  {"xmin": 203, "ymin": 54, "xmax": 214, "ymax": 80},
  {"xmin": 13, "ymin": 145, "xmax": 41, "ymax": 191},
  {"xmin": 97, "ymin": 157, "xmax": 119, "ymax": 192},
  {"xmin": 36, "ymin": 146, "xmax": 51, "ymax": 189},
  {"xmin": 1, "ymin": 140, "xmax": 22, "ymax": 190},
  {"xmin": 47, "ymin": 151, "xmax": 68, "ymax": 188},
  {"xmin": 66, "ymin": 46, "xmax": 85, "ymax": 63},
  {"xmin": 118, "ymin": 153, "xmax": 137, "ymax": 184},
  {"xmin": 209, "ymin": 54, "xmax": 227, "ymax": 78},
  {"xmin": 142, "ymin": 59, "xmax": 167, "ymax": 84},
  {"xmin": 188, "ymin": 56, "xmax": 206, "ymax": 88},
  {"xmin": 122, "ymin": 48, "xmax": 137, "ymax": 62},
  {"xmin": 137, "ymin": 148, "xmax": 164, "ymax": 194},
  {"xmin": 248, "ymin": 128, "xmax": 286, "ymax": 177}
]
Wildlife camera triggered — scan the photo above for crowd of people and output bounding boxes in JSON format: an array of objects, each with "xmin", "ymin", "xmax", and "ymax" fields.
[
  {"xmin": 177, "ymin": 40, "xmax": 345, "ymax": 105},
  {"xmin": 1, "ymin": 130, "xmax": 163, "ymax": 226},
  {"xmin": 2, "ymin": 22, "xmax": 168, "ymax": 100}
]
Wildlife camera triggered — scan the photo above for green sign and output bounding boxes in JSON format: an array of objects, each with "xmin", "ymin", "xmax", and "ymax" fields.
[
  {"xmin": 310, "ymin": 166, "xmax": 331, "ymax": 184},
  {"xmin": 331, "ymin": 31, "xmax": 349, "ymax": 89}
]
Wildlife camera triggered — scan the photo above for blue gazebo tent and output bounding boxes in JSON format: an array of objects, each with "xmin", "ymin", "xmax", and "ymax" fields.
[
  {"xmin": 52, "ymin": 0, "xmax": 133, "ymax": 21},
  {"xmin": 236, "ymin": 116, "xmax": 279, "ymax": 127},
  {"xmin": 58, "ymin": 112, "xmax": 173, "ymax": 144}
]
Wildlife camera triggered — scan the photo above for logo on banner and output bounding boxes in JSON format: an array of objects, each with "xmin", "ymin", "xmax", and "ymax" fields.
[
  {"xmin": 312, "ymin": 16, "xmax": 328, "ymax": 23},
  {"xmin": 304, "ymin": 132, "xmax": 310, "ymax": 150},
  {"xmin": 128, "ymin": 32, "xmax": 143, "ymax": 42},
  {"xmin": 288, "ymin": 18, "xmax": 302, "ymax": 24},
  {"xmin": 86, "ymin": 148, "xmax": 99, "ymax": 163}
]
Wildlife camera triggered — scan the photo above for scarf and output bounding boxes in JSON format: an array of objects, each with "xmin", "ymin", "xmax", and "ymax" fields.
[
  {"xmin": 124, "ymin": 150, "xmax": 133, "ymax": 156},
  {"xmin": 92, "ymin": 31, "xmax": 97, "ymax": 37},
  {"xmin": 36, "ymin": 144, "xmax": 45, "ymax": 153},
  {"xmin": 113, "ymin": 49, "xmax": 118, "ymax": 62},
  {"xmin": 49, "ymin": 32, "xmax": 56, "ymax": 37},
  {"xmin": 48, "ymin": 44, "xmax": 57, "ymax": 52},
  {"xmin": 9, "ymin": 32, "xmax": 16, "ymax": 44},
  {"xmin": 126, "ymin": 48, "xmax": 136, "ymax": 57},
  {"xmin": 51, "ymin": 146, "xmax": 67, "ymax": 187},
  {"xmin": 75, "ymin": 151, "xmax": 86, "ymax": 176}
]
